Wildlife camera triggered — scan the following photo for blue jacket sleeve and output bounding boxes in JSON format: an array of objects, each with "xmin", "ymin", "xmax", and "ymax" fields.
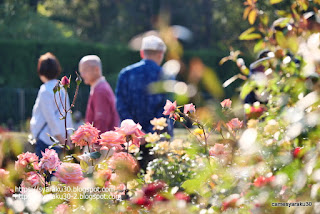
[{"xmin": 115, "ymin": 70, "xmax": 132, "ymax": 121}]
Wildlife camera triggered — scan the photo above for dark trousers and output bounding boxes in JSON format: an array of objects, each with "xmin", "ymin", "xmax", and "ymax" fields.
[
  {"xmin": 36, "ymin": 139, "xmax": 61, "ymax": 159},
  {"xmin": 138, "ymin": 145, "xmax": 154, "ymax": 172}
]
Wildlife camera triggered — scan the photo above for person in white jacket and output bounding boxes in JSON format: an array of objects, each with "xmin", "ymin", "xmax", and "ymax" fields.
[{"xmin": 30, "ymin": 52, "xmax": 73, "ymax": 158}]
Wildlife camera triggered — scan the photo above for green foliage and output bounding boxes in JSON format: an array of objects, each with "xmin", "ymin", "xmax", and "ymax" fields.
[{"xmin": 0, "ymin": 0, "xmax": 75, "ymax": 41}]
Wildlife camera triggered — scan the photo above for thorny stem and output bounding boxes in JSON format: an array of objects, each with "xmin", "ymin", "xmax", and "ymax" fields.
[
  {"xmin": 64, "ymin": 88, "xmax": 68, "ymax": 156},
  {"xmin": 58, "ymin": 89, "xmax": 67, "ymax": 112},
  {"xmin": 53, "ymin": 93, "xmax": 63, "ymax": 117},
  {"xmin": 67, "ymin": 78, "xmax": 80, "ymax": 112},
  {"xmin": 179, "ymin": 122, "xmax": 203, "ymax": 145},
  {"xmin": 177, "ymin": 110, "xmax": 212, "ymax": 165},
  {"xmin": 87, "ymin": 142, "xmax": 94, "ymax": 166}
]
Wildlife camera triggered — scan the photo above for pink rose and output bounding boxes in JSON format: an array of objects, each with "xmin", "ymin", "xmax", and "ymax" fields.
[
  {"xmin": 226, "ymin": 118, "xmax": 243, "ymax": 130},
  {"xmin": 174, "ymin": 192, "xmax": 190, "ymax": 202},
  {"xmin": 15, "ymin": 152, "xmax": 39, "ymax": 171},
  {"xmin": 71, "ymin": 123, "xmax": 100, "ymax": 148},
  {"xmin": 209, "ymin": 143, "xmax": 226, "ymax": 157},
  {"xmin": 60, "ymin": 76, "xmax": 70, "ymax": 87},
  {"xmin": 253, "ymin": 176, "xmax": 275, "ymax": 187},
  {"xmin": 183, "ymin": 103, "xmax": 196, "ymax": 114},
  {"xmin": 115, "ymin": 119, "xmax": 145, "ymax": 146},
  {"xmin": 99, "ymin": 131, "xmax": 126, "ymax": 146},
  {"xmin": 163, "ymin": 100, "xmax": 177, "ymax": 118},
  {"xmin": 39, "ymin": 149, "xmax": 61, "ymax": 173},
  {"xmin": 221, "ymin": 99, "xmax": 232, "ymax": 108},
  {"xmin": 101, "ymin": 144, "xmax": 123, "ymax": 152},
  {"xmin": 54, "ymin": 163, "xmax": 84, "ymax": 185},
  {"xmin": 0, "ymin": 169, "xmax": 9, "ymax": 179},
  {"xmin": 21, "ymin": 171, "xmax": 45, "ymax": 188},
  {"xmin": 222, "ymin": 194, "xmax": 240, "ymax": 211},
  {"xmin": 97, "ymin": 169, "xmax": 112, "ymax": 181},
  {"xmin": 54, "ymin": 204, "xmax": 71, "ymax": 214},
  {"xmin": 108, "ymin": 152, "xmax": 138, "ymax": 172}
]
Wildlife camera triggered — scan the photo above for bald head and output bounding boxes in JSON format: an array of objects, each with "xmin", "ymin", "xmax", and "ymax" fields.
[{"xmin": 79, "ymin": 55, "xmax": 103, "ymax": 86}]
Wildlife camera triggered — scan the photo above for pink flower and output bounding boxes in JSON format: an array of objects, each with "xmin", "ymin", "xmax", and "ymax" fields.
[
  {"xmin": 15, "ymin": 152, "xmax": 39, "ymax": 171},
  {"xmin": 163, "ymin": 100, "xmax": 177, "ymax": 118},
  {"xmin": 0, "ymin": 169, "xmax": 9, "ymax": 179},
  {"xmin": 54, "ymin": 163, "xmax": 84, "ymax": 185},
  {"xmin": 99, "ymin": 131, "xmax": 126, "ymax": 146},
  {"xmin": 209, "ymin": 143, "xmax": 226, "ymax": 157},
  {"xmin": 71, "ymin": 123, "xmax": 100, "ymax": 148},
  {"xmin": 253, "ymin": 176, "xmax": 275, "ymax": 187},
  {"xmin": 108, "ymin": 152, "xmax": 138, "ymax": 172},
  {"xmin": 60, "ymin": 76, "xmax": 70, "ymax": 87},
  {"xmin": 101, "ymin": 144, "xmax": 123, "ymax": 152},
  {"xmin": 221, "ymin": 99, "xmax": 232, "ymax": 108},
  {"xmin": 131, "ymin": 196, "xmax": 152, "ymax": 208},
  {"xmin": 222, "ymin": 194, "xmax": 240, "ymax": 211},
  {"xmin": 21, "ymin": 171, "xmax": 45, "ymax": 188},
  {"xmin": 115, "ymin": 119, "xmax": 145, "ymax": 147},
  {"xmin": 54, "ymin": 204, "xmax": 71, "ymax": 214},
  {"xmin": 97, "ymin": 169, "xmax": 112, "ymax": 181},
  {"xmin": 226, "ymin": 118, "xmax": 243, "ymax": 130},
  {"xmin": 39, "ymin": 149, "xmax": 61, "ymax": 173},
  {"xmin": 183, "ymin": 103, "xmax": 196, "ymax": 114},
  {"xmin": 174, "ymin": 192, "xmax": 190, "ymax": 202},
  {"xmin": 142, "ymin": 181, "xmax": 166, "ymax": 197}
]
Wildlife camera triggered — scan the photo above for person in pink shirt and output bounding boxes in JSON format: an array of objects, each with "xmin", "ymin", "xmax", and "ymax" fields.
[{"xmin": 79, "ymin": 55, "xmax": 120, "ymax": 133}]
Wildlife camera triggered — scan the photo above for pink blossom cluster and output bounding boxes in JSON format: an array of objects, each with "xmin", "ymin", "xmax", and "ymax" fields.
[
  {"xmin": 72, "ymin": 119, "xmax": 145, "ymax": 150},
  {"xmin": 221, "ymin": 99, "xmax": 232, "ymax": 108},
  {"xmin": 163, "ymin": 100, "xmax": 196, "ymax": 119}
]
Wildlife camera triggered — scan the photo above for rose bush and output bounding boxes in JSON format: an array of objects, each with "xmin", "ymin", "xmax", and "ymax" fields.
[{"xmin": 1, "ymin": 0, "xmax": 320, "ymax": 213}]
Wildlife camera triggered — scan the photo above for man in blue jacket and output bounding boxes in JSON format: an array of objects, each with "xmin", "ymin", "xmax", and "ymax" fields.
[{"xmin": 116, "ymin": 35, "xmax": 173, "ymax": 170}]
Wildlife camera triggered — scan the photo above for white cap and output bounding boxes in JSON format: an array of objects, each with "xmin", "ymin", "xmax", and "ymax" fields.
[{"xmin": 141, "ymin": 35, "xmax": 167, "ymax": 52}]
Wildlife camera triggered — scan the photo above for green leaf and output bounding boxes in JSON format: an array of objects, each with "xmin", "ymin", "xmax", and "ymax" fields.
[
  {"xmin": 90, "ymin": 151, "xmax": 101, "ymax": 159},
  {"xmin": 240, "ymin": 82, "xmax": 254, "ymax": 99},
  {"xmin": 248, "ymin": 10, "xmax": 257, "ymax": 25},
  {"xmin": 270, "ymin": 0, "xmax": 283, "ymax": 4},
  {"xmin": 254, "ymin": 40, "xmax": 266, "ymax": 53},
  {"xmin": 48, "ymin": 142, "xmax": 64, "ymax": 149},
  {"xmin": 181, "ymin": 178, "xmax": 203, "ymax": 194},
  {"xmin": 275, "ymin": 31, "xmax": 287, "ymax": 47},
  {"xmin": 160, "ymin": 133, "xmax": 171, "ymax": 140},
  {"xmin": 80, "ymin": 160, "xmax": 89, "ymax": 171},
  {"xmin": 239, "ymin": 27, "xmax": 261, "ymax": 40},
  {"xmin": 47, "ymin": 134, "xmax": 59, "ymax": 143},
  {"xmin": 202, "ymin": 67, "xmax": 224, "ymax": 98},
  {"xmin": 240, "ymin": 33, "xmax": 261, "ymax": 40}
]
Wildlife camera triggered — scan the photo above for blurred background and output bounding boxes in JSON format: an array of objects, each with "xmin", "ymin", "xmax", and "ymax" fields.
[{"xmin": 0, "ymin": 0, "xmax": 282, "ymax": 131}]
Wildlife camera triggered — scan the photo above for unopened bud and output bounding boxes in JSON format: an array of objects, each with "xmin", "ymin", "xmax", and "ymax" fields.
[
  {"xmin": 53, "ymin": 83, "xmax": 60, "ymax": 94},
  {"xmin": 61, "ymin": 76, "xmax": 70, "ymax": 88}
]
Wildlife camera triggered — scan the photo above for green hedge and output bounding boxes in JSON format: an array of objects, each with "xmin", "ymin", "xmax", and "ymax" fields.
[{"xmin": 0, "ymin": 40, "xmax": 242, "ymax": 129}]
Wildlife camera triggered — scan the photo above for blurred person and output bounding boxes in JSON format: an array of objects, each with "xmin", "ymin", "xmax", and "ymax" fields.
[
  {"xmin": 79, "ymin": 55, "xmax": 119, "ymax": 133},
  {"xmin": 244, "ymin": 50, "xmax": 274, "ymax": 104},
  {"xmin": 30, "ymin": 52, "xmax": 73, "ymax": 158},
  {"xmin": 115, "ymin": 35, "xmax": 173, "ymax": 170}
]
